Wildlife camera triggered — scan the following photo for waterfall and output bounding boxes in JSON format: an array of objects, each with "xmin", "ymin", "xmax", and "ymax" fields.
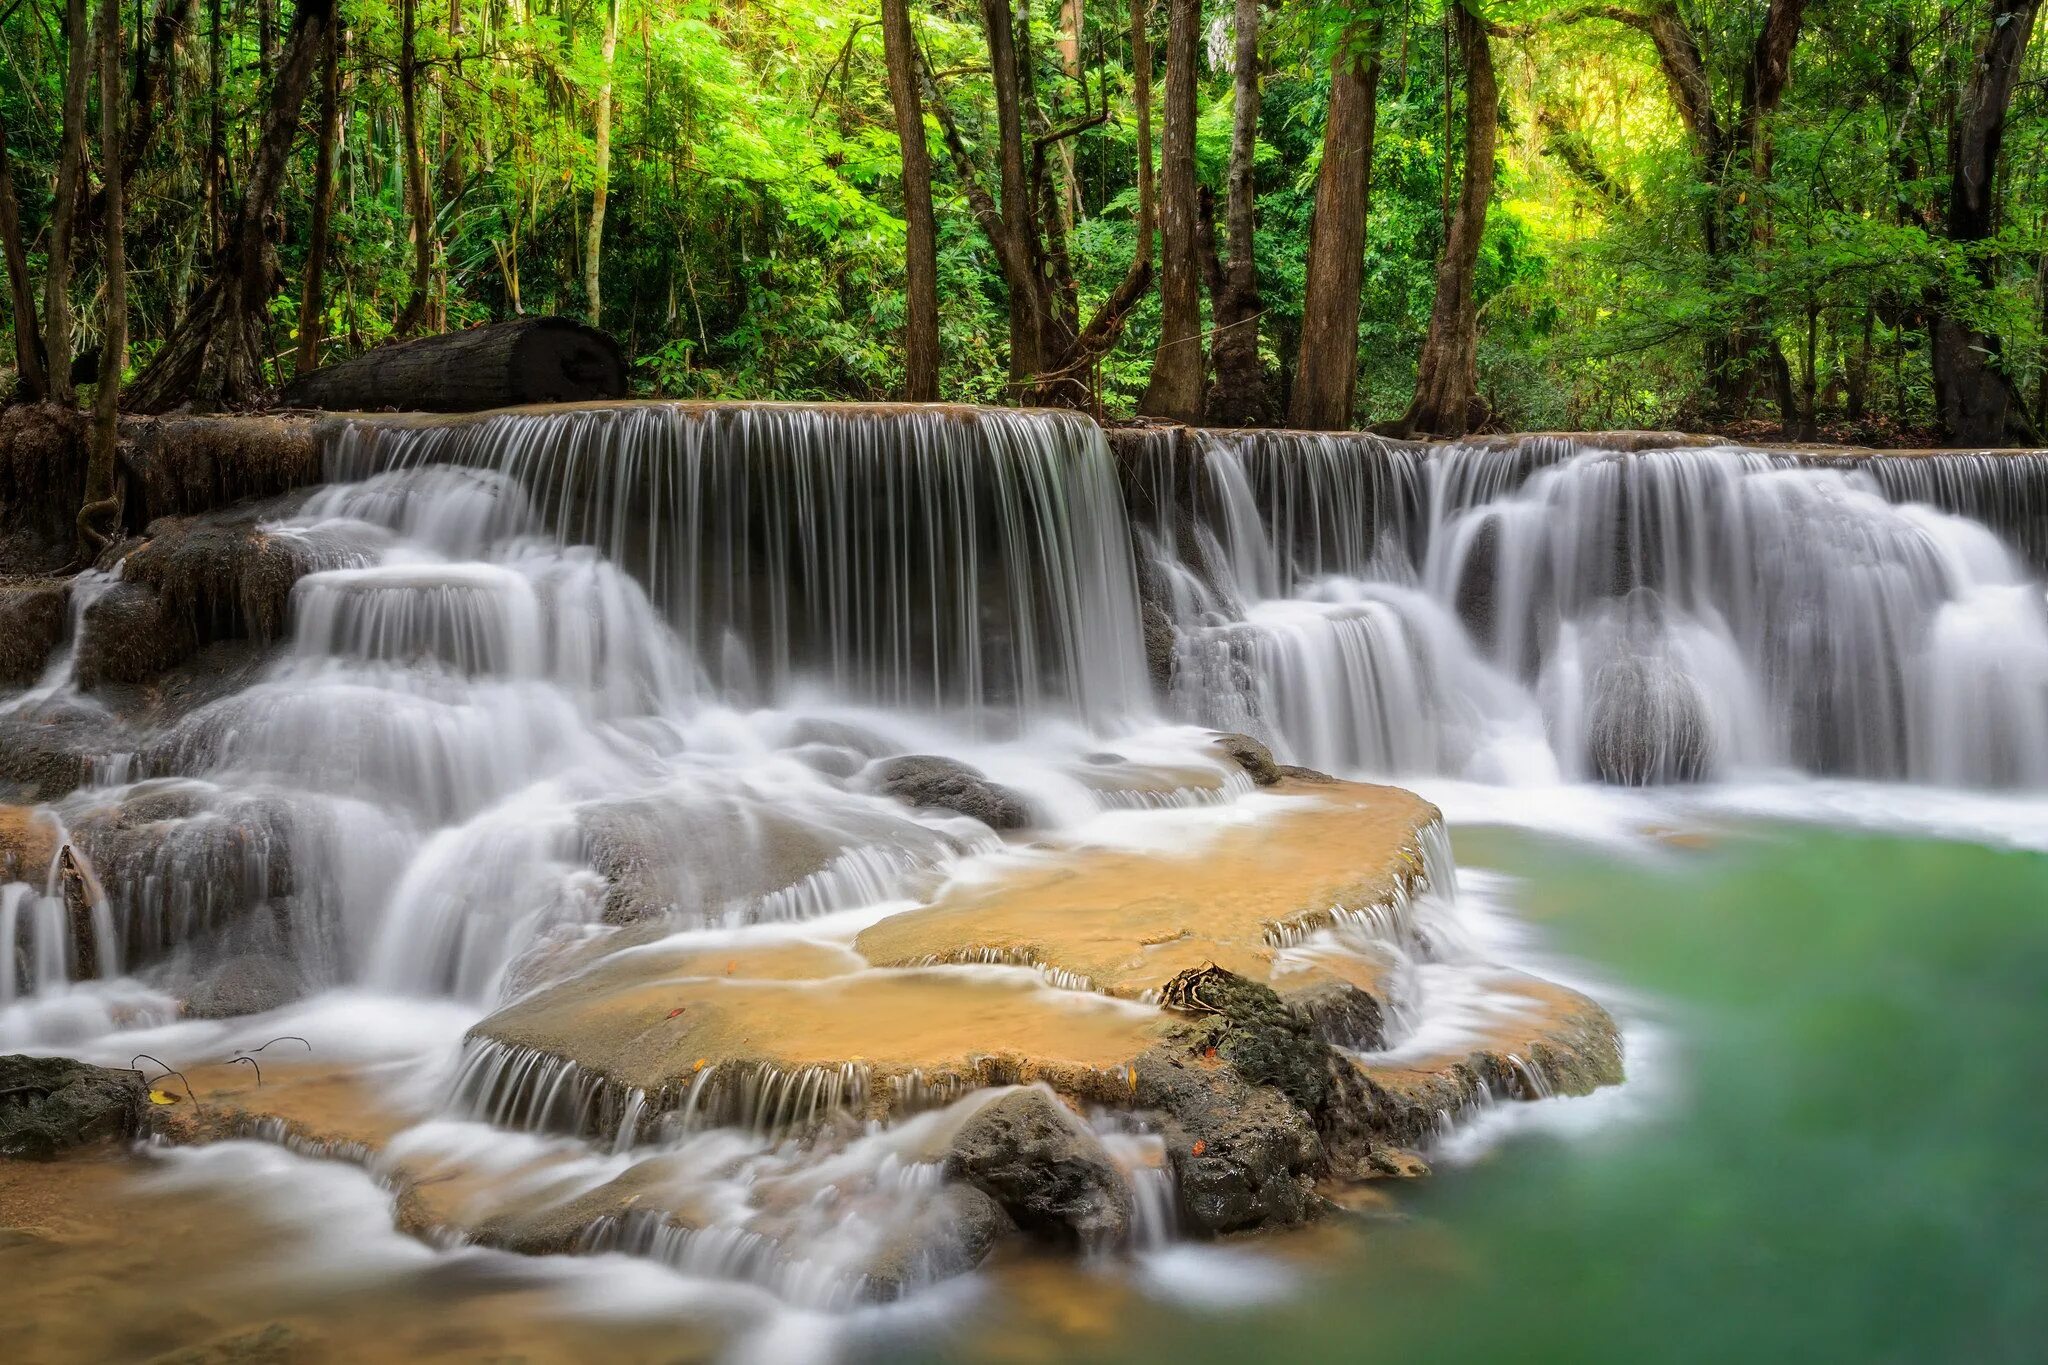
[
  {"xmin": 1134, "ymin": 431, "xmax": 2048, "ymax": 787},
  {"xmin": 322, "ymin": 403, "xmax": 1152, "ymax": 728}
]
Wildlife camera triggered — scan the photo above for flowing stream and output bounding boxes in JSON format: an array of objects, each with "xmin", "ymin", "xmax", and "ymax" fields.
[{"xmin": 4, "ymin": 404, "xmax": 2047, "ymax": 1362}]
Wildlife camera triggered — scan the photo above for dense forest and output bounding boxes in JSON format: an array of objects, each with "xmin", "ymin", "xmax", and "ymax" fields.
[{"xmin": 4, "ymin": 0, "xmax": 2048, "ymax": 449}]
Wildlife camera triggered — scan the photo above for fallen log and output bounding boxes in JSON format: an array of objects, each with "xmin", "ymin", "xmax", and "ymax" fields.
[{"xmin": 280, "ymin": 316, "xmax": 628, "ymax": 413}]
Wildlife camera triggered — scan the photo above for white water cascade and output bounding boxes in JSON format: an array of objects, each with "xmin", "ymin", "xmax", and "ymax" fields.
[
  {"xmin": 1137, "ymin": 431, "xmax": 2048, "ymax": 787},
  {"xmin": 4, "ymin": 405, "xmax": 2047, "ymax": 1342}
]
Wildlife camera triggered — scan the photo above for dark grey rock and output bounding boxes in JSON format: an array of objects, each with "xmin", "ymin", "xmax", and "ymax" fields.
[
  {"xmin": 1132, "ymin": 1045, "xmax": 1324, "ymax": 1237},
  {"xmin": 864, "ymin": 1183, "xmax": 1013, "ymax": 1299},
  {"xmin": 944, "ymin": 1087, "xmax": 1132, "ymax": 1250},
  {"xmin": 0, "ymin": 1054, "xmax": 150, "ymax": 1160},
  {"xmin": 1210, "ymin": 731, "xmax": 1282, "ymax": 786},
  {"xmin": 869, "ymin": 755, "xmax": 1033, "ymax": 831}
]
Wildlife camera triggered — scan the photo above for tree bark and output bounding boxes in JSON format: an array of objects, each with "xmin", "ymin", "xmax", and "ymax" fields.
[
  {"xmin": 0, "ymin": 116, "xmax": 47, "ymax": 399},
  {"xmin": 125, "ymin": 0, "xmax": 338, "ymax": 412},
  {"xmin": 45, "ymin": 0, "xmax": 94, "ymax": 405},
  {"xmin": 584, "ymin": 0, "xmax": 621, "ymax": 325},
  {"xmin": 1290, "ymin": 22, "xmax": 1382, "ymax": 431},
  {"xmin": 1930, "ymin": 0, "xmax": 2041, "ymax": 445},
  {"xmin": 1137, "ymin": 0, "xmax": 1202, "ymax": 421},
  {"xmin": 296, "ymin": 20, "xmax": 344, "ymax": 377},
  {"xmin": 882, "ymin": 0, "xmax": 940, "ymax": 400},
  {"xmin": 281, "ymin": 316, "xmax": 627, "ymax": 411},
  {"xmin": 924, "ymin": 0, "xmax": 1153, "ymax": 408},
  {"xmin": 1393, "ymin": 5, "xmax": 1496, "ymax": 439},
  {"xmin": 1203, "ymin": 0, "xmax": 1270, "ymax": 426},
  {"xmin": 80, "ymin": 0, "xmax": 126, "ymax": 557},
  {"xmin": 394, "ymin": 0, "xmax": 436, "ymax": 336}
]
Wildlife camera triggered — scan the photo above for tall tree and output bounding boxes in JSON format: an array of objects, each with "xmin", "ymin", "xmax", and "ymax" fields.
[
  {"xmin": 926, "ymin": 0, "xmax": 1156, "ymax": 407},
  {"xmin": 1392, "ymin": 2, "xmax": 1497, "ymax": 438},
  {"xmin": 1138, "ymin": 0, "xmax": 1202, "ymax": 420},
  {"xmin": 296, "ymin": 19, "xmax": 344, "ymax": 376},
  {"xmin": 1291, "ymin": 17, "xmax": 1383, "ymax": 430},
  {"xmin": 1564, "ymin": 0, "xmax": 1808, "ymax": 420},
  {"xmin": 0, "ymin": 116, "xmax": 47, "ymax": 399},
  {"xmin": 45, "ymin": 0, "xmax": 94, "ymax": 404},
  {"xmin": 394, "ymin": 0, "xmax": 436, "ymax": 335},
  {"xmin": 1204, "ymin": 0, "xmax": 1272, "ymax": 426},
  {"xmin": 126, "ymin": 0, "xmax": 339, "ymax": 411},
  {"xmin": 881, "ymin": 0, "xmax": 940, "ymax": 400},
  {"xmin": 1929, "ymin": 0, "xmax": 2042, "ymax": 445},
  {"xmin": 80, "ymin": 0, "xmax": 126, "ymax": 557},
  {"xmin": 585, "ymin": 0, "xmax": 622, "ymax": 325}
]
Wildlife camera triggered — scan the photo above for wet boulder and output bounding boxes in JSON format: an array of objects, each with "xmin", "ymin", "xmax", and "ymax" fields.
[
  {"xmin": 74, "ymin": 581, "xmax": 182, "ymax": 688},
  {"xmin": 1585, "ymin": 653, "xmax": 1714, "ymax": 785},
  {"xmin": 863, "ymin": 1184, "xmax": 1014, "ymax": 1299},
  {"xmin": 868, "ymin": 755, "xmax": 1034, "ymax": 831},
  {"xmin": 0, "ymin": 701, "xmax": 118, "ymax": 802},
  {"xmin": 1133, "ymin": 966, "xmax": 1337, "ymax": 1236},
  {"xmin": 0, "ymin": 577, "xmax": 69, "ymax": 686},
  {"xmin": 0, "ymin": 1054, "xmax": 150, "ymax": 1159},
  {"xmin": 1133, "ymin": 1045, "xmax": 1324, "ymax": 1237},
  {"xmin": 944, "ymin": 1087, "xmax": 1133, "ymax": 1250},
  {"xmin": 1210, "ymin": 732, "xmax": 1282, "ymax": 786}
]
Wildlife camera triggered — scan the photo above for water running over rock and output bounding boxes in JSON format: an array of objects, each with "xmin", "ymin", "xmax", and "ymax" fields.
[{"xmin": 3, "ymin": 403, "xmax": 2045, "ymax": 1342}]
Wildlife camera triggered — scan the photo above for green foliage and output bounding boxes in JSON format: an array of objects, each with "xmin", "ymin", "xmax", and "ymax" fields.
[{"xmin": 4, "ymin": 0, "xmax": 2048, "ymax": 435}]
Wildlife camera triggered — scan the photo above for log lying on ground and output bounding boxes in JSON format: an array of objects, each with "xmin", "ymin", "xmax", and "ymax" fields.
[{"xmin": 280, "ymin": 316, "xmax": 628, "ymax": 413}]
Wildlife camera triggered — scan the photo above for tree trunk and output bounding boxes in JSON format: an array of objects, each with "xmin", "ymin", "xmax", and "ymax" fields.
[
  {"xmin": 1930, "ymin": 0, "xmax": 2041, "ymax": 445},
  {"xmin": 1798, "ymin": 299, "xmax": 1818, "ymax": 441},
  {"xmin": 0, "ymin": 116, "xmax": 48, "ymax": 399},
  {"xmin": 981, "ymin": 0, "xmax": 1042, "ymax": 386},
  {"xmin": 584, "ymin": 0, "xmax": 620, "ymax": 325},
  {"xmin": 296, "ymin": 20, "xmax": 343, "ymax": 377},
  {"xmin": 1290, "ymin": 22, "xmax": 1382, "ymax": 431},
  {"xmin": 1137, "ymin": 0, "xmax": 1202, "ymax": 421},
  {"xmin": 882, "ymin": 0, "xmax": 940, "ymax": 400},
  {"xmin": 45, "ymin": 0, "xmax": 94, "ymax": 405},
  {"xmin": 394, "ymin": 0, "xmax": 436, "ymax": 336},
  {"xmin": 1847, "ymin": 302, "xmax": 1873, "ymax": 421},
  {"xmin": 281, "ymin": 316, "xmax": 627, "ymax": 411},
  {"xmin": 924, "ymin": 0, "xmax": 1153, "ymax": 408},
  {"xmin": 125, "ymin": 0, "xmax": 338, "ymax": 412},
  {"xmin": 80, "ymin": 0, "xmax": 126, "ymax": 557},
  {"xmin": 1393, "ymin": 5, "xmax": 1496, "ymax": 439},
  {"xmin": 1203, "ymin": 0, "xmax": 1270, "ymax": 426}
]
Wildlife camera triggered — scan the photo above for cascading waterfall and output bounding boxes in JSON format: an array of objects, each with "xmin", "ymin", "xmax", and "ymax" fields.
[
  {"xmin": 324, "ymin": 404, "xmax": 1152, "ymax": 727},
  {"xmin": 1140, "ymin": 431, "xmax": 2048, "ymax": 787},
  {"xmin": 7, "ymin": 402, "xmax": 2048, "ymax": 1328}
]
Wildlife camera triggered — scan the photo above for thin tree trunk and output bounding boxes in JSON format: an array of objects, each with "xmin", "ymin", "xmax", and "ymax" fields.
[
  {"xmin": 1204, "ymin": 0, "xmax": 1269, "ymax": 426},
  {"xmin": 296, "ymin": 20, "xmax": 343, "ymax": 376},
  {"xmin": 982, "ymin": 0, "xmax": 1042, "ymax": 386},
  {"xmin": 1290, "ymin": 21, "xmax": 1382, "ymax": 430},
  {"xmin": 46, "ymin": 0, "xmax": 94, "ymax": 404},
  {"xmin": 1930, "ymin": 0, "xmax": 2041, "ymax": 445},
  {"xmin": 394, "ymin": 0, "xmax": 435, "ymax": 335},
  {"xmin": 584, "ymin": 0, "xmax": 620, "ymax": 325},
  {"xmin": 1847, "ymin": 302, "xmax": 1873, "ymax": 421},
  {"xmin": 1798, "ymin": 298, "xmax": 1819, "ymax": 441},
  {"xmin": 206, "ymin": 0, "xmax": 223, "ymax": 254},
  {"xmin": 882, "ymin": 0, "xmax": 940, "ymax": 400},
  {"xmin": 1137, "ymin": 0, "xmax": 1201, "ymax": 421},
  {"xmin": 0, "ymin": 117, "xmax": 48, "ymax": 398},
  {"xmin": 80, "ymin": 0, "xmax": 126, "ymax": 557},
  {"xmin": 1393, "ymin": 4, "xmax": 1495, "ymax": 439}
]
